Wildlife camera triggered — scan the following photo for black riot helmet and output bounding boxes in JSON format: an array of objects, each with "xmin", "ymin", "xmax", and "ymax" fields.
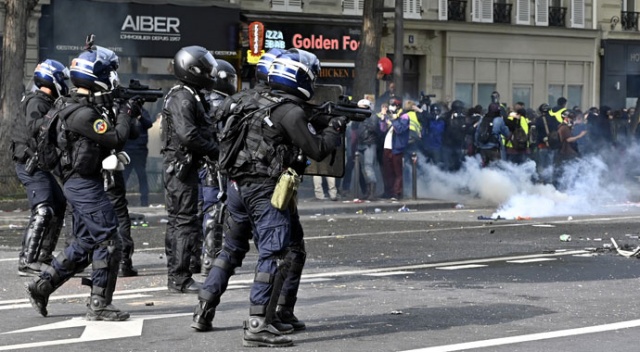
[
  {"xmin": 451, "ymin": 100, "xmax": 465, "ymax": 112},
  {"xmin": 211, "ymin": 59, "xmax": 237, "ymax": 96},
  {"xmin": 491, "ymin": 91, "xmax": 500, "ymax": 104},
  {"xmin": 538, "ymin": 103, "xmax": 550, "ymax": 114},
  {"xmin": 173, "ymin": 45, "xmax": 218, "ymax": 90}
]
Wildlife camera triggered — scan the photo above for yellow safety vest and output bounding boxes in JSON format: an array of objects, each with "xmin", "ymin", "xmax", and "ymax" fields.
[
  {"xmin": 505, "ymin": 115, "xmax": 530, "ymax": 149},
  {"xmin": 549, "ymin": 107, "xmax": 566, "ymax": 124},
  {"xmin": 406, "ymin": 111, "xmax": 422, "ymax": 138}
]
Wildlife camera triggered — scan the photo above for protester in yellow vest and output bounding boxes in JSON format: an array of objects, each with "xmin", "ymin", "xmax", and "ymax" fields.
[
  {"xmin": 549, "ymin": 97, "xmax": 567, "ymax": 123},
  {"xmin": 504, "ymin": 108, "xmax": 530, "ymax": 164}
]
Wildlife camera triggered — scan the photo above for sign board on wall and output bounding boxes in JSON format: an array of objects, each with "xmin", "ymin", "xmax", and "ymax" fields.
[
  {"xmin": 42, "ymin": 0, "xmax": 240, "ymax": 57},
  {"xmin": 244, "ymin": 22, "xmax": 362, "ymax": 62}
]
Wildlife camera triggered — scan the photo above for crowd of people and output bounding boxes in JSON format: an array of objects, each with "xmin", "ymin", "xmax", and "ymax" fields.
[{"xmin": 338, "ymin": 85, "xmax": 640, "ymax": 200}]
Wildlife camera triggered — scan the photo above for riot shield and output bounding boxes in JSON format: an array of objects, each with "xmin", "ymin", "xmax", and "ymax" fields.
[{"xmin": 305, "ymin": 84, "xmax": 346, "ymax": 178}]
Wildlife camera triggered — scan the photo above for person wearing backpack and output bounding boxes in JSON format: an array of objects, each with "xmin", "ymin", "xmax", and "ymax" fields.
[
  {"xmin": 12, "ymin": 60, "xmax": 69, "ymax": 277},
  {"xmin": 161, "ymin": 46, "xmax": 220, "ymax": 294},
  {"xmin": 504, "ymin": 108, "xmax": 530, "ymax": 164},
  {"xmin": 475, "ymin": 103, "xmax": 511, "ymax": 167},
  {"xmin": 553, "ymin": 110, "xmax": 586, "ymax": 188},
  {"xmin": 191, "ymin": 49, "xmax": 344, "ymax": 347},
  {"xmin": 534, "ymin": 103, "xmax": 561, "ymax": 182},
  {"xmin": 198, "ymin": 58, "xmax": 238, "ymax": 277},
  {"xmin": 26, "ymin": 46, "xmax": 140, "ymax": 321}
]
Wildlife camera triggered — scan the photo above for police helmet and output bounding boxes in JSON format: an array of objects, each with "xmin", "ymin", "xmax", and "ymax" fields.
[
  {"xmin": 538, "ymin": 103, "xmax": 550, "ymax": 114},
  {"xmin": 173, "ymin": 45, "xmax": 218, "ymax": 90},
  {"xmin": 430, "ymin": 104, "xmax": 442, "ymax": 116},
  {"xmin": 70, "ymin": 46, "xmax": 119, "ymax": 92},
  {"xmin": 211, "ymin": 59, "xmax": 237, "ymax": 96},
  {"xmin": 268, "ymin": 48, "xmax": 320, "ymax": 101},
  {"xmin": 256, "ymin": 48, "xmax": 286, "ymax": 83},
  {"xmin": 33, "ymin": 59, "xmax": 70, "ymax": 98},
  {"xmin": 451, "ymin": 100, "xmax": 465, "ymax": 112}
]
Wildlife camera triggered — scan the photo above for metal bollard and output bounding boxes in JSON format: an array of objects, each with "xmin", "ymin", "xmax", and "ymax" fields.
[
  {"xmin": 353, "ymin": 151, "xmax": 361, "ymax": 199},
  {"xmin": 411, "ymin": 152, "xmax": 418, "ymax": 200}
]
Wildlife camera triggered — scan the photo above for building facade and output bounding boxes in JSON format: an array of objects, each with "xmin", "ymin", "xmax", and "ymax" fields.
[{"xmin": 5, "ymin": 0, "xmax": 640, "ymax": 147}]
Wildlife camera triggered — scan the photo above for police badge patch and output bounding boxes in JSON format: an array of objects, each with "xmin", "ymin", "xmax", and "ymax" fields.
[
  {"xmin": 93, "ymin": 119, "xmax": 108, "ymax": 134},
  {"xmin": 307, "ymin": 122, "xmax": 317, "ymax": 135}
]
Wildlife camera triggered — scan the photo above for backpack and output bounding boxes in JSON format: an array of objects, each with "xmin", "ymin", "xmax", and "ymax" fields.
[
  {"xmin": 547, "ymin": 129, "xmax": 562, "ymax": 150},
  {"xmin": 34, "ymin": 100, "xmax": 81, "ymax": 172},
  {"xmin": 217, "ymin": 91, "xmax": 287, "ymax": 174},
  {"xmin": 511, "ymin": 125, "xmax": 528, "ymax": 150},
  {"xmin": 477, "ymin": 116, "xmax": 496, "ymax": 144}
]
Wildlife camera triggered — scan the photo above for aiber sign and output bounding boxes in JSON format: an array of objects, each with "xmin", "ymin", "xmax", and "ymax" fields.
[
  {"xmin": 254, "ymin": 22, "xmax": 361, "ymax": 83},
  {"xmin": 44, "ymin": 0, "xmax": 239, "ymax": 57}
]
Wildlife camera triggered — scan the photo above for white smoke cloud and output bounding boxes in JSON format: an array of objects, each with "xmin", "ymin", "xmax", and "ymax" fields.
[{"xmin": 411, "ymin": 147, "xmax": 639, "ymax": 219}]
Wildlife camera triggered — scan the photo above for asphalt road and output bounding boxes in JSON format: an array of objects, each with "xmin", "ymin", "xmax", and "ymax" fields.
[{"xmin": 1, "ymin": 201, "xmax": 640, "ymax": 351}]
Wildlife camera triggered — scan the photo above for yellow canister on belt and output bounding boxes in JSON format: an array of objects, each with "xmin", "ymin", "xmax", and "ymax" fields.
[{"xmin": 271, "ymin": 168, "xmax": 300, "ymax": 211}]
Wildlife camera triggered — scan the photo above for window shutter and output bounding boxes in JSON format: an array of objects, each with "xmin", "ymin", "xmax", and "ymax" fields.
[
  {"xmin": 516, "ymin": 0, "xmax": 530, "ymax": 25},
  {"xmin": 570, "ymin": 0, "xmax": 585, "ymax": 28},
  {"xmin": 403, "ymin": 0, "xmax": 420, "ymax": 18},
  {"xmin": 343, "ymin": 0, "xmax": 356, "ymax": 14},
  {"xmin": 288, "ymin": 0, "xmax": 303, "ymax": 11},
  {"xmin": 473, "ymin": 0, "xmax": 493, "ymax": 23},
  {"xmin": 481, "ymin": 0, "xmax": 493, "ymax": 22},
  {"xmin": 439, "ymin": 0, "xmax": 448, "ymax": 20},
  {"xmin": 535, "ymin": 0, "xmax": 549, "ymax": 26}
]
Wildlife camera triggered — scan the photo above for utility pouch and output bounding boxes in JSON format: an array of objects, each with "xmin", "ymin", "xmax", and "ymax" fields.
[
  {"xmin": 270, "ymin": 168, "xmax": 300, "ymax": 211},
  {"xmin": 24, "ymin": 154, "xmax": 38, "ymax": 176},
  {"xmin": 173, "ymin": 152, "xmax": 193, "ymax": 182}
]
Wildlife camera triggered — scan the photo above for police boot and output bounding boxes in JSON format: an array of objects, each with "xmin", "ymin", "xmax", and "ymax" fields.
[
  {"xmin": 86, "ymin": 295, "xmax": 130, "ymax": 321},
  {"xmin": 118, "ymin": 258, "xmax": 138, "ymax": 277},
  {"xmin": 25, "ymin": 278, "xmax": 54, "ymax": 317},
  {"xmin": 276, "ymin": 305, "xmax": 306, "ymax": 331},
  {"xmin": 271, "ymin": 316, "xmax": 294, "ymax": 335},
  {"xmin": 18, "ymin": 257, "xmax": 42, "ymax": 277},
  {"xmin": 242, "ymin": 316, "xmax": 293, "ymax": 348}
]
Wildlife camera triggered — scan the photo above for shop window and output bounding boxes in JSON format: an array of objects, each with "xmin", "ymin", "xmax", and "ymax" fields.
[
  {"xmin": 548, "ymin": 84, "xmax": 563, "ymax": 106},
  {"xmin": 516, "ymin": 0, "xmax": 531, "ymax": 25},
  {"xmin": 271, "ymin": 0, "xmax": 303, "ymax": 12},
  {"xmin": 478, "ymin": 83, "xmax": 496, "ymax": 109},
  {"xmin": 343, "ymin": 0, "xmax": 364, "ymax": 15},
  {"xmin": 512, "ymin": 85, "xmax": 532, "ymax": 109},
  {"xmin": 404, "ymin": 0, "xmax": 421, "ymax": 19},
  {"xmin": 535, "ymin": 0, "xmax": 549, "ymax": 26},
  {"xmin": 455, "ymin": 83, "xmax": 473, "ymax": 107},
  {"xmin": 567, "ymin": 85, "xmax": 582, "ymax": 110},
  {"xmin": 472, "ymin": 0, "xmax": 493, "ymax": 23}
]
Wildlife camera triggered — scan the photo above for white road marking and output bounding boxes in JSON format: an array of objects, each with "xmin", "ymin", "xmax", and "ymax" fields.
[
  {"xmin": 364, "ymin": 271, "xmax": 414, "ymax": 276},
  {"xmin": 436, "ymin": 264, "xmax": 488, "ymax": 270},
  {"xmin": 0, "ymin": 313, "xmax": 191, "ymax": 351},
  {"xmin": 506, "ymin": 258, "xmax": 556, "ymax": 264},
  {"xmin": 0, "ymin": 294, "xmax": 152, "ymax": 311},
  {"xmin": 399, "ymin": 318, "xmax": 640, "ymax": 352}
]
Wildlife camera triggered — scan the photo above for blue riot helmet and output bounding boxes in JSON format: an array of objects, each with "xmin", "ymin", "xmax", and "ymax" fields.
[
  {"xmin": 33, "ymin": 59, "xmax": 70, "ymax": 98},
  {"xmin": 70, "ymin": 46, "xmax": 119, "ymax": 92},
  {"xmin": 255, "ymin": 48, "xmax": 286, "ymax": 83},
  {"xmin": 267, "ymin": 48, "xmax": 320, "ymax": 101},
  {"xmin": 212, "ymin": 59, "xmax": 237, "ymax": 96},
  {"xmin": 173, "ymin": 45, "xmax": 218, "ymax": 90}
]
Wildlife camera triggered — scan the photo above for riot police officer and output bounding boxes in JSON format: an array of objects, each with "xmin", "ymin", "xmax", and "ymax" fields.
[
  {"xmin": 13, "ymin": 60, "xmax": 69, "ymax": 277},
  {"xmin": 26, "ymin": 46, "xmax": 139, "ymax": 320},
  {"xmin": 162, "ymin": 46, "xmax": 219, "ymax": 293},
  {"xmin": 199, "ymin": 59, "xmax": 238, "ymax": 276},
  {"xmin": 191, "ymin": 49, "xmax": 345, "ymax": 347}
]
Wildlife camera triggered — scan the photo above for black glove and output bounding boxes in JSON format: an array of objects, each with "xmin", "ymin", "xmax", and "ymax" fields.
[
  {"xmin": 123, "ymin": 97, "xmax": 143, "ymax": 118},
  {"xmin": 329, "ymin": 116, "xmax": 347, "ymax": 133}
]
